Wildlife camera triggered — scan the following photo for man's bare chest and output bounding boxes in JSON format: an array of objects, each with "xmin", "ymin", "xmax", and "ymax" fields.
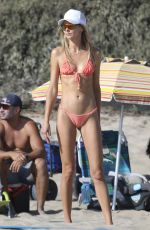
[{"xmin": 4, "ymin": 128, "xmax": 29, "ymax": 150}]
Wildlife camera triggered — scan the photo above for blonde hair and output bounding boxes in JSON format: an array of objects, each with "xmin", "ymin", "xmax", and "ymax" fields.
[{"xmin": 58, "ymin": 25, "xmax": 96, "ymax": 64}]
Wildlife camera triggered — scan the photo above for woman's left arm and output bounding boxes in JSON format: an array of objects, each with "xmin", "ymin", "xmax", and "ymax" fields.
[{"xmin": 93, "ymin": 50, "xmax": 101, "ymax": 121}]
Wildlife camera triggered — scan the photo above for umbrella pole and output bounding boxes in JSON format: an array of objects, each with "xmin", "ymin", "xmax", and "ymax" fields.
[{"xmin": 112, "ymin": 104, "xmax": 124, "ymax": 211}]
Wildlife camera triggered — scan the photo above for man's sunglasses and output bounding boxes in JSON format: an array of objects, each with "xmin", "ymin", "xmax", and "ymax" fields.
[
  {"xmin": 0, "ymin": 104, "xmax": 11, "ymax": 110},
  {"xmin": 62, "ymin": 23, "xmax": 79, "ymax": 30}
]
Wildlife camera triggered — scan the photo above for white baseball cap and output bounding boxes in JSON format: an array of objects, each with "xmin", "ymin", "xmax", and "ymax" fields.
[{"xmin": 58, "ymin": 9, "xmax": 86, "ymax": 26}]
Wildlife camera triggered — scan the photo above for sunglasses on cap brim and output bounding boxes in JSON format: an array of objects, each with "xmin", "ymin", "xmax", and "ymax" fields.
[{"xmin": 62, "ymin": 23, "xmax": 80, "ymax": 30}]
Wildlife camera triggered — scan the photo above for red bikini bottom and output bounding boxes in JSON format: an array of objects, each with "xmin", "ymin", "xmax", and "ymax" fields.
[{"xmin": 59, "ymin": 104, "xmax": 97, "ymax": 129}]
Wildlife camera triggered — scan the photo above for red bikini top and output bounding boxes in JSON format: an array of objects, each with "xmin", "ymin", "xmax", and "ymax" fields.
[{"xmin": 60, "ymin": 58, "xmax": 95, "ymax": 89}]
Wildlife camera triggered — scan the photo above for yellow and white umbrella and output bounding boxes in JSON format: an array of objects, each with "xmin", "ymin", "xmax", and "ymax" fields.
[
  {"xmin": 100, "ymin": 62, "xmax": 150, "ymax": 105},
  {"xmin": 31, "ymin": 80, "xmax": 62, "ymax": 101}
]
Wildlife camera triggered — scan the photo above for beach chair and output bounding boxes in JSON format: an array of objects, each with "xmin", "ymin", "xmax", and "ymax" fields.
[{"xmin": 76, "ymin": 130, "xmax": 131, "ymax": 208}]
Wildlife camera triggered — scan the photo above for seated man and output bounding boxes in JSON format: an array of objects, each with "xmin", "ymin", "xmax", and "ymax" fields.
[{"xmin": 0, "ymin": 93, "xmax": 49, "ymax": 215}]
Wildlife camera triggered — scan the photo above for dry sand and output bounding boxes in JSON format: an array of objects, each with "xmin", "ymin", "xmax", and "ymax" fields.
[{"xmin": 0, "ymin": 105, "xmax": 150, "ymax": 230}]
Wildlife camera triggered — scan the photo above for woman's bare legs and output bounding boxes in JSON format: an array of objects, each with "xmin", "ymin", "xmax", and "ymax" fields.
[
  {"xmin": 81, "ymin": 113, "xmax": 113, "ymax": 225},
  {"xmin": 57, "ymin": 108, "xmax": 77, "ymax": 223}
]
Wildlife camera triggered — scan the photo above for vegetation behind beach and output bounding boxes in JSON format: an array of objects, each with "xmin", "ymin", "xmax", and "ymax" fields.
[{"xmin": 0, "ymin": 0, "xmax": 149, "ymax": 108}]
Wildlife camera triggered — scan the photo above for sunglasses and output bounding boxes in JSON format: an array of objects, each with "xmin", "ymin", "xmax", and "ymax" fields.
[
  {"xmin": 0, "ymin": 104, "xmax": 11, "ymax": 110},
  {"xmin": 62, "ymin": 23, "xmax": 79, "ymax": 30}
]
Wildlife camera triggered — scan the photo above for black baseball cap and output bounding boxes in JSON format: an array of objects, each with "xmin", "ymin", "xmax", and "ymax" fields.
[{"xmin": 0, "ymin": 94, "xmax": 22, "ymax": 108}]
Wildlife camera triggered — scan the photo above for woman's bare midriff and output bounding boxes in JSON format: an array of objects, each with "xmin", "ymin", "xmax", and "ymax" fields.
[{"xmin": 60, "ymin": 74, "xmax": 97, "ymax": 114}]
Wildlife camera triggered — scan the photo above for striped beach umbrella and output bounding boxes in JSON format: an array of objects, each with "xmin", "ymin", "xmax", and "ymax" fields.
[
  {"xmin": 31, "ymin": 79, "xmax": 62, "ymax": 101},
  {"xmin": 100, "ymin": 62, "xmax": 150, "ymax": 105}
]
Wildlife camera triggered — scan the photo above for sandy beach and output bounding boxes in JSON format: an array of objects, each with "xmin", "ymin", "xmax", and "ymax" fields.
[{"xmin": 0, "ymin": 105, "xmax": 150, "ymax": 230}]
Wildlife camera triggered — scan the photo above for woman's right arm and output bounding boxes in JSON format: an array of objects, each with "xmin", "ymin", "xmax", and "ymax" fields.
[{"xmin": 42, "ymin": 48, "xmax": 60, "ymax": 143}]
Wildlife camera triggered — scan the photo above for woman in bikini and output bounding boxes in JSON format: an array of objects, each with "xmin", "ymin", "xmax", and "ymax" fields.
[{"xmin": 42, "ymin": 9, "xmax": 113, "ymax": 225}]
